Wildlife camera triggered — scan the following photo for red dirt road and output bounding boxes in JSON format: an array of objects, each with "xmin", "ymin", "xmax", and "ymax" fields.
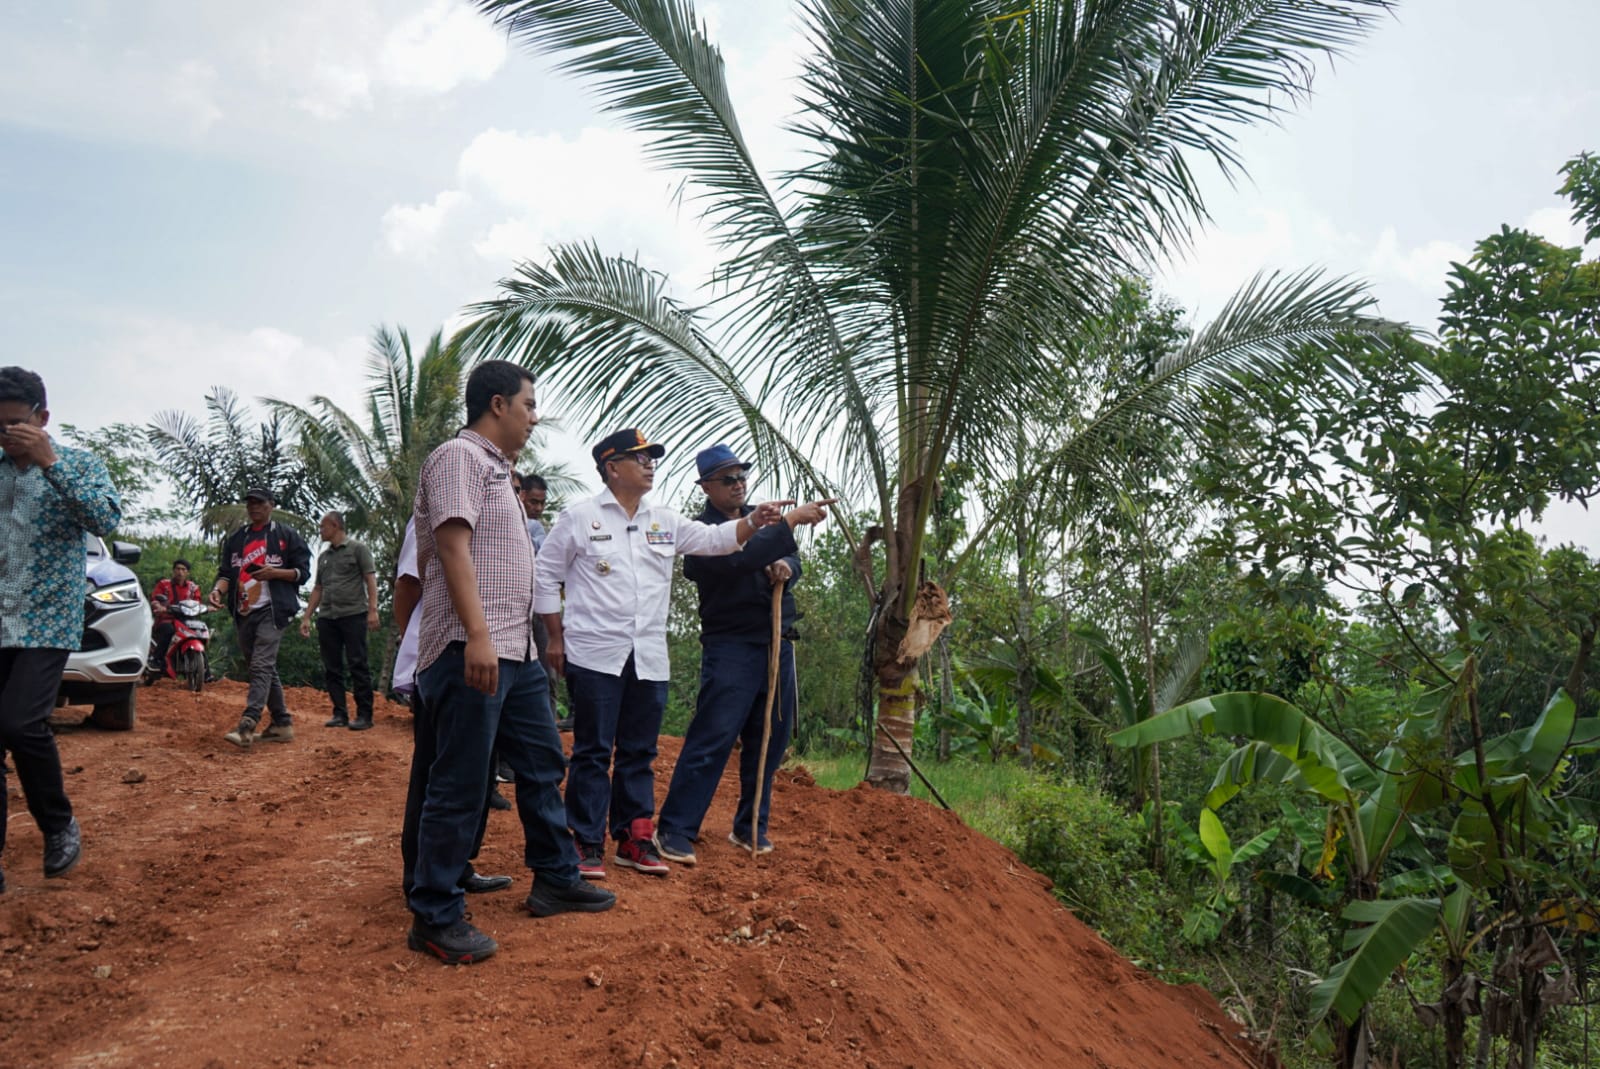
[{"xmin": 2, "ymin": 681, "xmax": 1262, "ymax": 1068}]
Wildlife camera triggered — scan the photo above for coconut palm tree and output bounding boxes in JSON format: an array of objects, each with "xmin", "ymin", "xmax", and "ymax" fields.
[
  {"xmin": 463, "ymin": 0, "xmax": 1401, "ymax": 791},
  {"xmin": 263, "ymin": 326, "xmax": 467, "ymax": 588},
  {"xmin": 265, "ymin": 324, "xmax": 584, "ymax": 587}
]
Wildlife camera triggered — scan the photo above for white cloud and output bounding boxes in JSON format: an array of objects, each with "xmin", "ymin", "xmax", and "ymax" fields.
[
  {"xmin": 0, "ymin": 1, "xmax": 509, "ymax": 138},
  {"xmin": 1523, "ymin": 205, "xmax": 1585, "ymax": 248},
  {"xmin": 1364, "ymin": 228, "xmax": 1470, "ymax": 291},
  {"xmin": 381, "ymin": 189, "xmax": 470, "ymax": 258},
  {"xmin": 1156, "ymin": 206, "xmax": 1301, "ymax": 319},
  {"xmin": 292, "ymin": 63, "xmax": 374, "ymax": 121},
  {"xmin": 63, "ymin": 315, "xmax": 371, "ymax": 433},
  {"xmin": 379, "ymin": 0, "xmax": 507, "ymax": 94},
  {"xmin": 454, "ymin": 126, "xmax": 717, "ymax": 284},
  {"xmin": 167, "ymin": 60, "xmax": 224, "ymax": 135}
]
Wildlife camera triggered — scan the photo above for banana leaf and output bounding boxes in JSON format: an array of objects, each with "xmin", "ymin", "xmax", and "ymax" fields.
[{"xmin": 1310, "ymin": 896, "xmax": 1441, "ymax": 1025}]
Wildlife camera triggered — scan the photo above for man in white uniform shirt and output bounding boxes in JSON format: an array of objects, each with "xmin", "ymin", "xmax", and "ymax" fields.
[{"xmin": 536, "ymin": 429, "xmax": 790, "ymax": 879}]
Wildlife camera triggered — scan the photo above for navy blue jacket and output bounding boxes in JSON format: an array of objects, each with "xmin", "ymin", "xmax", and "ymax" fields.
[
  {"xmin": 682, "ymin": 503, "xmax": 801, "ymax": 642},
  {"xmin": 218, "ymin": 520, "xmax": 313, "ymax": 630}
]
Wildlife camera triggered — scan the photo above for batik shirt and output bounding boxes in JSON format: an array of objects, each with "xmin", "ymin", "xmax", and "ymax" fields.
[{"xmin": 0, "ymin": 440, "xmax": 122, "ymax": 650}]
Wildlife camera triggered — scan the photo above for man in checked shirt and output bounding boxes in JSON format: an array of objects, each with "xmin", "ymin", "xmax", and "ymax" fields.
[{"xmin": 406, "ymin": 360, "xmax": 613, "ymax": 965}]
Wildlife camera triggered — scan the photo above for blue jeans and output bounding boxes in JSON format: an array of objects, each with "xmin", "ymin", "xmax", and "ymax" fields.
[
  {"xmin": 659, "ymin": 640, "xmax": 794, "ymax": 844},
  {"xmin": 564, "ymin": 655, "xmax": 667, "ymax": 845},
  {"xmin": 410, "ymin": 645, "xmax": 579, "ymax": 927}
]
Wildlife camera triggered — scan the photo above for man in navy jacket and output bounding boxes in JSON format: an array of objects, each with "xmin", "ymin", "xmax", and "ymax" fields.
[
  {"xmin": 654, "ymin": 445, "xmax": 831, "ymax": 864},
  {"xmin": 209, "ymin": 487, "xmax": 311, "ymax": 749}
]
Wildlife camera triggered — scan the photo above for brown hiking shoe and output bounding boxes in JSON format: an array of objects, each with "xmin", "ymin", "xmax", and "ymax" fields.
[
  {"xmin": 257, "ymin": 723, "xmax": 295, "ymax": 743},
  {"xmin": 223, "ymin": 722, "xmax": 255, "ymax": 749}
]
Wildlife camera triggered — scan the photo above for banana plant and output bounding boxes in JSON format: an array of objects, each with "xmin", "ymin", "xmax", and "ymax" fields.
[
  {"xmin": 1111, "ymin": 688, "xmax": 1600, "ymax": 1067},
  {"xmin": 1173, "ymin": 809, "xmax": 1281, "ymax": 944}
]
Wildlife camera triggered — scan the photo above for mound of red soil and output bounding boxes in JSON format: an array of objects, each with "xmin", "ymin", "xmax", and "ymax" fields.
[{"xmin": 2, "ymin": 681, "xmax": 1262, "ymax": 1068}]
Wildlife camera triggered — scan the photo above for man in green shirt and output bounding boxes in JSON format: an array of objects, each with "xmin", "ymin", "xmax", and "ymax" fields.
[{"xmin": 299, "ymin": 512, "xmax": 379, "ymax": 730}]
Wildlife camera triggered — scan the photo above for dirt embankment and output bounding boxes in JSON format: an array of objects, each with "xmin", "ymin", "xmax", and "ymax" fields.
[{"xmin": 1, "ymin": 681, "xmax": 1263, "ymax": 1068}]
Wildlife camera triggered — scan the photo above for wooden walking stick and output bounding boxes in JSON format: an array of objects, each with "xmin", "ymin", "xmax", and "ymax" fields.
[{"xmin": 749, "ymin": 582, "xmax": 784, "ymax": 860}]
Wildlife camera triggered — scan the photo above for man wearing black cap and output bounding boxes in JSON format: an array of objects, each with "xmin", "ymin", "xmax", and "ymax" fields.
[
  {"xmin": 209, "ymin": 488, "xmax": 312, "ymax": 748},
  {"xmin": 655, "ymin": 445, "xmax": 831, "ymax": 864},
  {"xmin": 535, "ymin": 429, "xmax": 792, "ymax": 879}
]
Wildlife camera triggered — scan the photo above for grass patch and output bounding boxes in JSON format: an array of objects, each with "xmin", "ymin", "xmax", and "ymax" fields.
[{"xmin": 793, "ymin": 750, "xmax": 1036, "ymax": 843}]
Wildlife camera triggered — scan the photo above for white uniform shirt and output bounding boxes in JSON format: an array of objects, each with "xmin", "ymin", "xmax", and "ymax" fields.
[
  {"xmin": 534, "ymin": 488, "xmax": 741, "ymax": 681},
  {"xmin": 392, "ymin": 518, "xmax": 421, "ymax": 695}
]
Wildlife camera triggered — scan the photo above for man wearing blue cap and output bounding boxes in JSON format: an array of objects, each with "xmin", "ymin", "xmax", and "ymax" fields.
[
  {"xmin": 654, "ymin": 445, "xmax": 831, "ymax": 865},
  {"xmin": 535, "ymin": 429, "xmax": 796, "ymax": 879}
]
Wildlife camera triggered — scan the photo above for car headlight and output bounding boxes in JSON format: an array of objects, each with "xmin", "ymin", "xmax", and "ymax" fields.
[{"xmin": 88, "ymin": 581, "xmax": 143, "ymax": 606}]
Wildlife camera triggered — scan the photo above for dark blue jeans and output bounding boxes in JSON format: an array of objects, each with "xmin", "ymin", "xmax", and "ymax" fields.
[
  {"xmin": 399, "ymin": 690, "xmax": 497, "ymax": 900},
  {"xmin": 410, "ymin": 645, "xmax": 579, "ymax": 927},
  {"xmin": 659, "ymin": 640, "xmax": 794, "ymax": 844},
  {"xmin": 564, "ymin": 655, "xmax": 667, "ymax": 845}
]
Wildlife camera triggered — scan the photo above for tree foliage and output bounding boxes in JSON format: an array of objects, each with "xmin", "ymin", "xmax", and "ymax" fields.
[{"xmin": 464, "ymin": 0, "xmax": 1399, "ymax": 792}]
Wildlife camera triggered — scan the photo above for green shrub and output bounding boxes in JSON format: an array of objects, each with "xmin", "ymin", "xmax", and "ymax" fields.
[{"xmin": 1006, "ymin": 779, "xmax": 1178, "ymax": 964}]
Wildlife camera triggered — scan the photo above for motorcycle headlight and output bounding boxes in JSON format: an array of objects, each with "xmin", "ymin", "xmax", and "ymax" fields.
[{"xmin": 88, "ymin": 581, "xmax": 143, "ymax": 606}]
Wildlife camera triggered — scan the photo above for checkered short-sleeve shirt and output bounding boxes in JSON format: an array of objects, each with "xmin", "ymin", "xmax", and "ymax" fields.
[{"xmin": 413, "ymin": 429, "xmax": 536, "ymax": 675}]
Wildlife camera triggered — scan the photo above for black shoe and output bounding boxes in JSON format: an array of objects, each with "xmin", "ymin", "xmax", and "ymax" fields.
[
  {"xmin": 407, "ymin": 915, "xmax": 498, "ymax": 964},
  {"xmin": 44, "ymin": 817, "xmax": 82, "ymax": 878},
  {"xmin": 525, "ymin": 879, "xmax": 616, "ymax": 917},
  {"xmin": 461, "ymin": 872, "xmax": 514, "ymax": 894},
  {"xmin": 496, "ymin": 760, "xmax": 513, "ymax": 784},
  {"xmin": 349, "ymin": 717, "xmax": 373, "ymax": 731},
  {"xmin": 555, "ymin": 716, "xmax": 575, "ymax": 732},
  {"xmin": 324, "ymin": 715, "xmax": 350, "ymax": 728},
  {"xmin": 487, "ymin": 789, "xmax": 513, "ymax": 811}
]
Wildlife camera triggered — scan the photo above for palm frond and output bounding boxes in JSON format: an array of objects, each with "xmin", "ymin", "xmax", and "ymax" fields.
[
  {"xmin": 477, "ymin": 0, "xmax": 893, "ymax": 524},
  {"xmin": 461, "ymin": 242, "xmax": 850, "ymax": 511}
]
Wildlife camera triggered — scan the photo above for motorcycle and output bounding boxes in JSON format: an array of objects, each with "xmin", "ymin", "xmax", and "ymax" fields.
[{"xmin": 145, "ymin": 598, "xmax": 212, "ymax": 692}]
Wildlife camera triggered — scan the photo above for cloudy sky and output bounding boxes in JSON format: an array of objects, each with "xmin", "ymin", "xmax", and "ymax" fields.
[{"xmin": 2, "ymin": 0, "xmax": 1595, "ymax": 545}]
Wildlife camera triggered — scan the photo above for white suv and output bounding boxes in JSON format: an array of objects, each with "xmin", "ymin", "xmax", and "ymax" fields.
[{"xmin": 57, "ymin": 534, "xmax": 152, "ymax": 730}]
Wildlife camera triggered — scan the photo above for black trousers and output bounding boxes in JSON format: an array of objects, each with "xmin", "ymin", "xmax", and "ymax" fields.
[
  {"xmin": 150, "ymin": 620, "xmax": 175, "ymax": 668},
  {"xmin": 316, "ymin": 614, "xmax": 373, "ymax": 719},
  {"xmin": 400, "ymin": 690, "xmax": 497, "ymax": 902},
  {"xmin": 0, "ymin": 647, "xmax": 74, "ymax": 859}
]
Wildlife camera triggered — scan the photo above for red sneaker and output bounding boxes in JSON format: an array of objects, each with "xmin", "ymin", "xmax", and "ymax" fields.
[{"xmin": 614, "ymin": 818, "xmax": 669, "ymax": 876}]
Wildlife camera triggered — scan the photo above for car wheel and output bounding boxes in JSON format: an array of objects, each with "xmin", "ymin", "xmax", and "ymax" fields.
[{"xmin": 89, "ymin": 685, "xmax": 137, "ymax": 731}]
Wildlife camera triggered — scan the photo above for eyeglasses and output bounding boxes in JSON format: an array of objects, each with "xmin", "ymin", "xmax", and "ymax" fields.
[
  {"xmin": 0, "ymin": 403, "xmax": 39, "ymax": 434},
  {"xmin": 613, "ymin": 453, "xmax": 655, "ymax": 469},
  {"xmin": 702, "ymin": 473, "xmax": 747, "ymax": 487}
]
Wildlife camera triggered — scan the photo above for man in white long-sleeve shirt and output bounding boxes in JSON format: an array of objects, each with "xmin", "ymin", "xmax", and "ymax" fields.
[{"xmin": 535, "ymin": 428, "xmax": 788, "ymax": 879}]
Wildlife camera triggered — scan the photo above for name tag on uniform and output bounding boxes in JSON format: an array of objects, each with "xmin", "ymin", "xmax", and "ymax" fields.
[
  {"xmin": 589, "ymin": 533, "xmax": 612, "ymax": 542},
  {"xmin": 646, "ymin": 530, "xmax": 674, "ymax": 545}
]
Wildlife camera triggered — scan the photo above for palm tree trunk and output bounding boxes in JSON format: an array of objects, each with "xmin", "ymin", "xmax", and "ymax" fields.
[
  {"xmin": 936, "ymin": 633, "xmax": 953, "ymax": 762},
  {"xmin": 1015, "ymin": 507, "xmax": 1035, "ymax": 769},
  {"xmin": 1137, "ymin": 508, "xmax": 1163, "ymax": 868},
  {"xmin": 867, "ymin": 673, "xmax": 917, "ymax": 793}
]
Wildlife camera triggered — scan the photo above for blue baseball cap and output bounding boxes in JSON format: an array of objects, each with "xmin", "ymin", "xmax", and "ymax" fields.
[{"xmin": 695, "ymin": 444, "xmax": 750, "ymax": 480}]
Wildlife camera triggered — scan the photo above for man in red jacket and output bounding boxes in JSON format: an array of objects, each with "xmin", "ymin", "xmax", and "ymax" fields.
[{"xmin": 147, "ymin": 559, "xmax": 201, "ymax": 675}]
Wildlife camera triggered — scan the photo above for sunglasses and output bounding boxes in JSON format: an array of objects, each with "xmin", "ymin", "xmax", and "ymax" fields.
[
  {"xmin": 611, "ymin": 452, "xmax": 655, "ymax": 469},
  {"xmin": 702, "ymin": 473, "xmax": 747, "ymax": 487}
]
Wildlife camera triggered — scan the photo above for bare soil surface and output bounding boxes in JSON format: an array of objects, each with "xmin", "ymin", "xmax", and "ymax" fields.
[{"xmin": 3, "ymin": 680, "xmax": 1265, "ymax": 1068}]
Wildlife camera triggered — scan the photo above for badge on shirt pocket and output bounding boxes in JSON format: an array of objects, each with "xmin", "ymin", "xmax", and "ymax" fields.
[
  {"xmin": 596, "ymin": 559, "xmax": 612, "ymax": 575},
  {"xmin": 645, "ymin": 530, "xmax": 674, "ymax": 546}
]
